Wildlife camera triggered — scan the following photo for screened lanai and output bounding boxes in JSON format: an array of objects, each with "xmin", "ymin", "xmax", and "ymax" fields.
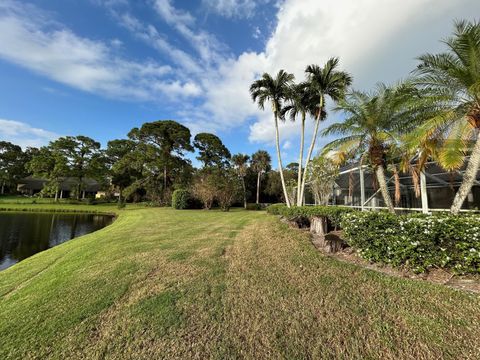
[{"xmin": 325, "ymin": 158, "xmax": 480, "ymax": 213}]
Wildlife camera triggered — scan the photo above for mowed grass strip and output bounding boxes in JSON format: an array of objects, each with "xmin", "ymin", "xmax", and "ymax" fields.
[
  {"xmin": 0, "ymin": 205, "xmax": 479, "ymax": 359},
  {"xmin": 224, "ymin": 217, "xmax": 480, "ymax": 359}
]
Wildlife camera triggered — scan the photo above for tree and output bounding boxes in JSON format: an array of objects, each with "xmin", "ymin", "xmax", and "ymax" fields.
[
  {"xmin": 0, "ymin": 141, "xmax": 25, "ymax": 194},
  {"xmin": 300, "ymin": 58, "xmax": 352, "ymax": 204},
  {"xmin": 106, "ymin": 139, "xmax": 138, "ymax": 204},
  {"xmin": 27, "ymin": 146, "xmax": 68, "ymax": 201},
  {"xmin": 50, "ymin": 136, "xmax": 106, "ymax": 200},
  {"xmin": 215, "ymin": 169, "xmax": 241, "ymax": 211},
  {"xmin": 130, "ymin": 121, "xmax": 194, "ymax": 202},
  {"xmin": 192, "ymin": 169, "xmax": 217, "ymax": 210},
  {"xmin": 232, "ymin": 153, "xmax": 250, "ymax": 209},
  {"xmin": 251, "ymin": 150, "xmax": 271, "ymax": 204},
  {"xmin": 193, "ymin": 133, "xmax": 231, "ymax": 169},
  {"xmin": 281, "ymin": 82, "xmax": 317, "ymax": 205},
  {"xmin": 413, "ymin": 20, "xmax": 480, "ymax": 214},
  {"xmin": 250, "ymin": 70, "xmax": 295, "ymax": 207},
  {"xmin": 322, "ymin": 83, "xmax": 418, "ymax": 213},
  {"xmin": 308, "ymin": 155, "xmax": 339, "ymax": 205}
]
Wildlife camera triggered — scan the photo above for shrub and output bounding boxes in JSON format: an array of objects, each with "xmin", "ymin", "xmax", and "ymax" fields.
[
  {"xmin": 172, "ymin": 189, "xmax": 190, "ymax": 210},
  {"xmin": 341, "ymin": 212, "xmax": 480, "ymax": 274},
  {"xmin": 215, "ymin": 170, "xmax": 241, "ymax": 212},
  {"xmin": 192, "ymin": 173, "xmax": 216, "ymax": 210},
  {"xmin": 246, "ymin": 203, "xmax": 266, "ymax": 211}
]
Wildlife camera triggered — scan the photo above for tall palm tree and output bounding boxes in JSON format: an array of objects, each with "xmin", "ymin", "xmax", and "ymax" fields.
[
  {"xmin": 281, "ymin": 82, "xmax": 317, "ymax": 205},
  {"xmin": 232, "ymin": 153, "xmax": 250, "ymax": 209},
  {"xmin": 300, "ymin": 58, "xmax": 352, "ymax": 204},
  {"xmin": 250, "ymin": 70, "xmax": 295, "ymax": 207},
  {"xmin": 251, "ymin": 150, "xmax": 271, "ymax": 204},
  {"xmin": 413, "ymin": 20, "xmax": 480, "ymax": 214},
  {"xmin": 322, "ymin": 83, "xmax": 418, "ymax": 213}
]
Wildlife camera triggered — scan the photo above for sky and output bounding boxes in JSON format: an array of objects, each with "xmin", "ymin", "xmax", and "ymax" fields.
[{"xmin": 0, "ymin": 0, "xmax": 479, "ymax": 167}]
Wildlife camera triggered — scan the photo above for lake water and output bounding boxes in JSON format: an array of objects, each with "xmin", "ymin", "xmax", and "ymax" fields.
[{"xmin": 0, "ymin": 212, "xmax": 113, "ymax": 270}]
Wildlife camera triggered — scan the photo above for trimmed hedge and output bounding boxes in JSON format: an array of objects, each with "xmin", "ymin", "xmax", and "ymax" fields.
[
  {"xmin": 341, "ymin": 212, "xmax": 480, "ymax": 274},
  {"xmin": 266, "ymin": 204, "xmax": 353, "ymax": 227},
  {"xmin": 267, "ymin": 204, "xmax": 480, "ymax": 274},
  {"xmin": 172, "ymin": 189, "xmax": 190, "ymax": 210}
]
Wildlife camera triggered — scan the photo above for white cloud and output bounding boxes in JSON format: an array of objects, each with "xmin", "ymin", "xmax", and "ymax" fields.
[
  {"xmin": 282, "ymin": 140, "xmax": 291, "ymax": 150},
  {"xmin": 202, "ymin": 0, "xmax": 257, "ymax": 19},
  {"xmin": 253, "ymin": 26, "xmax": 261, "ymax": 39},
  {"xmin": 152, "ymin": 0, "xmax": 227, "ymax": 66},
  {"xmin": 117, "ymin": 12, "xmax": 204, "ymax": 76},
  {"xmin": 198, "ymin": 0, "xmax": 480, "ymax": 145},
  {"xmin": 0, "ymin": 119, "xmax": 59, "ymax": 148},
  {"xmin": 0, "ymin": 1, "xmax": 200, "ymax": 101},
  {"xmin": 153, "ymin": 0, "xmax": 195, "ymax": 27},
  {"xmin": 2, "ymin": 0, "xmax": 480, "ymax": 155}
]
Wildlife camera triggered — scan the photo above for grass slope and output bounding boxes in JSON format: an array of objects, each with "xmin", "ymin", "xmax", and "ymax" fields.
[{"xmin": 0, "ymin": 205, "xmax": 479, "ymax": 359}]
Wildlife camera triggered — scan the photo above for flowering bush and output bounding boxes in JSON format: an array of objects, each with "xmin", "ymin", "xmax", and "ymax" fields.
[{"xmin": 341, "ymin": 212, "xmax": 480, "ymax": 274}]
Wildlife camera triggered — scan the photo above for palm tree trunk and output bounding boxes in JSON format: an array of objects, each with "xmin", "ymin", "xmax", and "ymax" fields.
[
  {"xmin": 375, "ymin": 165, "xmax": 395, "ymax": 213},
  {"xmin": 299, "ymin": 97, "xmax": 324, "ymax": 204},
  {"xmin": 242, "ymin": 177, "xmax": 247, "ymax": 209},
  {"xmin": 296, "ymin": 113, "xmax": 305, "ymax": 206},
  {"xmin": 256, "ymin": 171, "xmax": 261, "ymax": 204},
  {"xmin": 451, "ymin": 130, "xmax": 480, "ymax": 214},
  {"xmin": 393, "ymin": 166, "xmax": 401, "ymax": 205},
  {"xmin": 274, "ymin": 113, "xmax": 291, "ymax": 207}
]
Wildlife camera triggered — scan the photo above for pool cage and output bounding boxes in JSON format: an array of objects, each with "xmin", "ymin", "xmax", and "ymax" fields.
[{"xmin": 310, "ymin": 157, "xmax": 480, "ymax": 213}]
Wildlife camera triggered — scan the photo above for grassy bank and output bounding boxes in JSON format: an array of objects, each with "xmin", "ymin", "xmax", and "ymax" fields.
[{"xmin": 0, "ymin": 204, "xmax": 479, "ymax": 359}]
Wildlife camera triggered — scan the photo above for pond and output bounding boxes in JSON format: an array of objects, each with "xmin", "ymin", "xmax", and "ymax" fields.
[{"xmin": 0, "ymin": 212, "xmax": 113, "ymax": 270}]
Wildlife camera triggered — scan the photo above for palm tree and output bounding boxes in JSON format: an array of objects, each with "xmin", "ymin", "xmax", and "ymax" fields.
[
  {"xmin": 322, "ymin": 84, "xmax": 418, "ymax": 213},
  {"xmin": 281, "ymin": 82, "xmax": 317, "ymax": 205},
  {"xmin": 413, "ymin": 20, "xmax": 480, "ymax": 214},
  {"xmin": 300, "ymin": 58, "xmax": 352, "ymax": 204},
  {"xmin": 251, "ymin": 150, "xmax": 271, "ymax": 204},
  {"xmin": 232, "ymin": 153, "xmax": 250, "ymax": 209},
  {"xmin": 250, "ymin": 70, "xmax": 295, "ymax": 207}
]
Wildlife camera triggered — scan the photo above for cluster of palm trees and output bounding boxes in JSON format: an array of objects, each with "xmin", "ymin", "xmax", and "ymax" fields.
[
  {"xmin": 250, "ymin": 20, "xmax": 480, "ymax": 214},
  {"xmin": 250, "ymin": 58, "xmax": 352, "ymax": 207}
]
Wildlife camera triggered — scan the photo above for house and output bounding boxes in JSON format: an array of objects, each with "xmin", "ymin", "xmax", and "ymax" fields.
[
  {"xmin": 329, "ymin": 159, "xmax": 480, "ymax": 212},
  {"xmin": 17, "ymin": 177, "xmax": 101, "ymax": 198}
]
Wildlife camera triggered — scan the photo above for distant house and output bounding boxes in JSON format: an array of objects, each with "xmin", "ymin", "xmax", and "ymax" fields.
[{"xmin": 17, "ymin": 177, "xmax": 101, "ymax": 198}]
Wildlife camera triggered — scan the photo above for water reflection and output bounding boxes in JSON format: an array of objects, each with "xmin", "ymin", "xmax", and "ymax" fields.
[{"xmin": 0, "ymin": 212, "xmax": 113, "ymax": 270}]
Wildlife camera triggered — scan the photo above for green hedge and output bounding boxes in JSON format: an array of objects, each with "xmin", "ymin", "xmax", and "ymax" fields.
[
  {"xmin": 266, "ymin": 204, "xmax": 353, "ymax": 227},
  {"xmin": 172, "ymin": 189, "xmax": 190, "ymax": 210},
  {"xmin": 341, "ymin": 212, "xmax": 480, "ymax": 274}
]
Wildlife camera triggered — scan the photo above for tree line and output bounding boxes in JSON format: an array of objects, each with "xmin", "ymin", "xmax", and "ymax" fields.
[
  {"xmin": 250, "ymin": 20, "xmax": 480, "ymax": 214},
  {"xmin": 0, "ymin": 121, "xmax": 305, "ymax": 209}
]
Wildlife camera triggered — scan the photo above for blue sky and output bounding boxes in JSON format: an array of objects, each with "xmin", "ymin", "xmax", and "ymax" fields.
[{"xmin": 1, "ymin": 0, "xmax": 479, "ymax": 167}]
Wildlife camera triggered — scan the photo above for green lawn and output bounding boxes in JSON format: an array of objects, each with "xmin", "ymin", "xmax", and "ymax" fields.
[{"xmin": 0, "ymin": 204, "xmax": 479, "ymax": 359}]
